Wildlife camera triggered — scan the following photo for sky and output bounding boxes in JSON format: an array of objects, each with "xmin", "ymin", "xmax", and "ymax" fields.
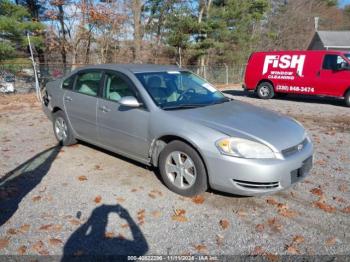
[{"xmin": 339, "ymin": 0, "xmax": 350, "ymax": 7}]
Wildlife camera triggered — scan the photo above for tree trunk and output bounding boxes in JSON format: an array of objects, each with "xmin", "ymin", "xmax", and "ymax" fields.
[
  {"xmin": 57, "ymin": 4, "xmax": 67, "ymax": 67},
  {"xmin": 132, "ymin": 0, "xmax": 142, "ymax": 63}
]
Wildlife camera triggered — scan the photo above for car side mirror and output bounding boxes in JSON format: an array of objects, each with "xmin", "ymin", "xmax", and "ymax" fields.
[{"xmin": 118, "ymin": 96, "xmax": 141, "ymax": 108}]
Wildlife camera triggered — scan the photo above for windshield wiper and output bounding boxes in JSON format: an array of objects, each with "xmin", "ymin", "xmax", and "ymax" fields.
[{"xmin": 161, "ymin": 103, "xmax": 209, "ymax": 110}]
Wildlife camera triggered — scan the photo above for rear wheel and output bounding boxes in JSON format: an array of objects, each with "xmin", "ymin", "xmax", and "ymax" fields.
[
  {"xmin": 53, "ymin": 111, "xmax": 77, "ymax": 146},
  {"xmin": 257, "ymin": 82, "xmax": 274, "ymax": 99},
  {"xmin": 345, "ymin": 90, "xmax": 350, "ymax": 107},
  {"xmin": 158, "ymin": 141, "xmax": 208, "ymax": 196}
]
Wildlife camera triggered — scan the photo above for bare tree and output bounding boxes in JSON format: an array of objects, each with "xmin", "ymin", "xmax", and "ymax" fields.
[{"xmin": 131, "ymin": 0, "xmax": 142, "ymax": 63}]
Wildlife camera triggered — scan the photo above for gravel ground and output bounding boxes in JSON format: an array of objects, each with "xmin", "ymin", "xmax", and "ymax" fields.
[{"xmin": 0, "ymin": 90, "xmax": 349, "ymax": 259}]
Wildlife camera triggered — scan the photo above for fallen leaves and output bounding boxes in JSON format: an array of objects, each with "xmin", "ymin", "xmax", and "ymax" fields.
[
  {"xmin": 338, "ymin": 184, "xmax": 348, "ymax": 193},
  {"xmin": 278, "ymin": 209, "xmax": 298, "ymax": 218},
  {"xmin": 310, "ymin": 187, "xmax": 323, "ymax": 196},
  {"xmin": 116, "ymin": 197, "xmax": 125, "ymax": 203},
  {"xmin": 267, "ymin": 217, "xmax": 283, "ymax": 233},
  {"xmin": 266, "ymin": 197, "xmax": 278, "ymax": 205},
  {"xmin": 94, "ymin": 195, "xmax": 102, "ymax": 204},
  {"xmin": 171, "ymin": 209, "xmax": 188, "ymax": 222},
  {"xmin": 0, "ymin": 239, "xmax": 9, "ymax": 250},
  {"xmin": 7, "ymin": 228, "xmax": 17, "ymax": 235},
  {"xmin": 32, "ymin": 195, "xmax": 42, "ymax": 202},
  {"xmin": 104, "ymin": 232, "xmax": 115, "ymax": 239},
  {"xmin": 94, "ymin": 164, "xmax": 103, "ymax": 171},
  {"xmin": 78, "ymin": 175, "xmax": 88, "ymax": 181},
  {"xmin": 284, "ymin": 235, "xmax": 305, "ymax": 255},
  {"xmin": 148, "ymin": 190, "xmax": 162, "ymax": 199},
  {"xmin": 216, "ymin": 234, "xmax": 224, "ymax": 246},
  {"xmin": 315, "ymin": 159, "xmax": 326, "ymax": 166},
  {"xmin": 219, "ymin": 219, "xmax": 230, "ymax": 230},
  {"xmin": 137, "ymin": 209, "xmax": 145, "ymax": 225},
  {"xmin": 68, "ymin": 219, "xmax": 81, "ymax": 226},
  {"xmin": 151, "ymin": 210, "xmax": 161, "ymax": 218},
  {"xmin": 235, "ymin": 209, "xmax": 247, "ymax": 218},
  {"xmin": 32, "ymin": 240, "xmax": 49, "ymax": 255},
  {"xmin": 325, "ymin": 237, "xmax": 337, "ymax": 246},
  {"xmin": 39, "ymin": 224, "xmax": 62, "ymax": 232},
  {"xmin": 255, "ymin": 224, "xmax": 265, "ymax": 233},
  {"xmin": 49, "ymin": 238, "xmax": 63, "ymax": 246},
  {"xmin": 193, "ymin": 244, "xmax": 207, "ymax": 253},
  {"xmin": 252, "ymin": 246, "xmax": 264, "ymax": 255},
  {"xmin": 313, "ymin": 201, "xmax": 336, "ymax": 213},
  {"xmin": 341, "ymin": 206, "xmax": 350, "ymax": 214},
  {"xmin": 292, "ymin": 235, "xmax": 305, "ymax": 244},
  {"xmin": 191, "ymin": 195, "xmax": 205, "ymax": 204},
  {"xmin": 17, "ymin": 245, "xmax": 27, "ymax": 254},
  {"xmin": 285, "ymin": 245, "xmax": 299, "ymax": 254}
]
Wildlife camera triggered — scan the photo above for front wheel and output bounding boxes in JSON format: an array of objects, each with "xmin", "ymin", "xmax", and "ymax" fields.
[
  {"xmin": 158, "ymin": 141, "xmax": 208, "ymax": 196},
  {"xmin": 52, "ymin": 111, "xmax": 77, "ymax": 146},
  {"xmin": 345, "ymin": 90, "xmax": 350, "ymax": 107},
  {"xmin": 257, "ymin": 82, "xmax": 274, "ymax": 99}
]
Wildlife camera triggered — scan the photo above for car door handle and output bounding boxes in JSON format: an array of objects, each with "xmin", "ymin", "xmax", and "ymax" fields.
[
  {"xmin": 64, "ymin": 96, "xmax": 72, "ymax": 102},
  {"xmin": 98, "ymin": 106, "xmax": 111, "ymax": 112},
  {"xmin": 316, "ymin": 71, "xmax": 320, "ymax": 77}
]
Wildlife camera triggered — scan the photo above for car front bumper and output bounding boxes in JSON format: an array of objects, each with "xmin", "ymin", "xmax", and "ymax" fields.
[{"xmin": 205, "ymin": 140, "xmax": 313, "ymax": 196}]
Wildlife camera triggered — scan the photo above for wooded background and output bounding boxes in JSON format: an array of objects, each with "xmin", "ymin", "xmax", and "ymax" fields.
[{"xmin": 1, "ymin": 0, "xmax": 350, "ymax": 69}]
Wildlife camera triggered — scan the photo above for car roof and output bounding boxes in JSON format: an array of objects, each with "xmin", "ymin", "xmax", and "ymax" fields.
[{"xmin": 75, "ymin": 64, "xmax": 183, "ymax": 73}]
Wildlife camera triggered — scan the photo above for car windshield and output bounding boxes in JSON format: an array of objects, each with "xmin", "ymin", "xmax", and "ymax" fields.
[
  {"xmin": 135, "ymin": 71, "xmax": 228, "ymax": 110},
  {"xmin": 345, "ymin": 54, "xmax": 350, "ymax": 60}
]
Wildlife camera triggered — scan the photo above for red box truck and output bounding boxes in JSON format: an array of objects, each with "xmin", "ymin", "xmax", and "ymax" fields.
[{"xmin": 243, "ymin": 50, "xmax": 350, "ymax": 106}]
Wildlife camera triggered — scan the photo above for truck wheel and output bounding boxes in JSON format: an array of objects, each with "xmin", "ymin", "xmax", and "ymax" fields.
[
  {"xmin": 158, "ymin": 141, "xmax": 208, "ymax": 197},
  {"xmin": 345, "ymin": 90, "xmax": 350, "ymax": 107},
  {"xmin": 52, "ymin": 111, "xmax": 77, "ymax": 146},
  {"xmin": 257, "ymin": 82, "xmax": 274, "ymax": 99}
]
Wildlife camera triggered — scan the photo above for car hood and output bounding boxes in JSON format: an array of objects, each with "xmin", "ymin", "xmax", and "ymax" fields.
[{"xmin": 167, "ymin": 100, "xmax": 306, "ymax": 152}]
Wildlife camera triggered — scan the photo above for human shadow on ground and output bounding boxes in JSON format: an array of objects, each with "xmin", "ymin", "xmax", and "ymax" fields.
[
  {"xmin": 62, "ymin": 204, "xmax": 148, "ymax": 262},
  {"xmin": 0, "ymin": 145, "xmax": 61, "ymax": 227}
]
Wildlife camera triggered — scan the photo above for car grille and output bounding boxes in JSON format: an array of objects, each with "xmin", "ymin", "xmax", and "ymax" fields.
[
  {"xmin": 282, "ymin": 138, "xmax": 308, "ymax": 157},
  {"xmin": 233, "ymin": 179, "xmax": 279, "ymax": 190}
]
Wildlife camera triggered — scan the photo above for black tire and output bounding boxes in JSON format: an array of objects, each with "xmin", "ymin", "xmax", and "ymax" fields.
[
  {"xmin": 257, "ymin": 82, "xmax": 274, "ymax": 99},
  {"xmin": 52, "ymin": 111, "xmax": 77, "ymax": 146},
  {"xmin": 345, "ymin": 90, "xmax": 350, "ymax": 107},
  {"xmin": 158, "ymin": 140, "xmax": 208, "ymax": 197}
]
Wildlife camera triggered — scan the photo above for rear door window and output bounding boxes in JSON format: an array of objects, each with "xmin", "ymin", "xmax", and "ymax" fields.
[{"xmin": 75, "ymin": 71, "xmax": 103, "ymax": 97}]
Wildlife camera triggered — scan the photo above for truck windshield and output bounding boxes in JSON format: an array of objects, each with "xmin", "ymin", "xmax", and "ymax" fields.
[{"xmin": 135, "ymin": 71, "xmax": 228, "ymax": 110}]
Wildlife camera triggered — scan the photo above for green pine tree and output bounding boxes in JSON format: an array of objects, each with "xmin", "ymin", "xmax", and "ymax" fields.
[{"xmin": 0, "ymin": 0, "xmax": 44, "ymax": 60}]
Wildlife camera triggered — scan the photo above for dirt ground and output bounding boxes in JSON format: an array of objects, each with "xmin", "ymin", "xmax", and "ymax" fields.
[{"xmin": 0, "ymin": 90, "xmax": 349, "ymax": 259}]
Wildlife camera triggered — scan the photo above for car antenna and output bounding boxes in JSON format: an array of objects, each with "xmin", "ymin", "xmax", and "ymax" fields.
[{"xmin": 27, "ymin": 31, "xmax": 42, "ymax": 103}]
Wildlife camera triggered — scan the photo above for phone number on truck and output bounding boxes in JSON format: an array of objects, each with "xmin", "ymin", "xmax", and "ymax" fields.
[{"xmin": 276, "ymin": 85, "xmax": 315, "ymax": 93}]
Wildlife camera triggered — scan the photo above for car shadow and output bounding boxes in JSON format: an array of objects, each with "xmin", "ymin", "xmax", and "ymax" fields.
[
  {"xmin": 62, "ymin": 204, "xmax": 148, "ymax": 261},
  {"xmin": 223, "ymin": 89, "xmax": 346, "ymax": 106},
  {"xmin": 0, "ymin": 145, "xmax": 61, "ymax": 227}
]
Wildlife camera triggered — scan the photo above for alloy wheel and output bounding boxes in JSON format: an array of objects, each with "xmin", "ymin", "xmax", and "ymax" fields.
[
  {"xmin": 54, "ymin": 117, "xmax": 68, "ymax": 142},
  {"xmin": 165, "ymin": 151, "xmax": 196, "ymax": 189}
]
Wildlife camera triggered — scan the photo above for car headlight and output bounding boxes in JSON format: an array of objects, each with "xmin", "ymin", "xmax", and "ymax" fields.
[{"xmin": 216, "ymin": 137, "xmax": 275, "ymax": 159}]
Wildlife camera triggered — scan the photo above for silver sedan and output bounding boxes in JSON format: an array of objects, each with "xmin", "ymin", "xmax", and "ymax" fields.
[{"xmin": 43, "ymin": 64, "xmax": 313, "ymax": 196}]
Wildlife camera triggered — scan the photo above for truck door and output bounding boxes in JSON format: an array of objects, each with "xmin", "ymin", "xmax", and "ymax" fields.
[{"xmin": 318, "ymin": 54, "xmax": 350, "ymax": 96}]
